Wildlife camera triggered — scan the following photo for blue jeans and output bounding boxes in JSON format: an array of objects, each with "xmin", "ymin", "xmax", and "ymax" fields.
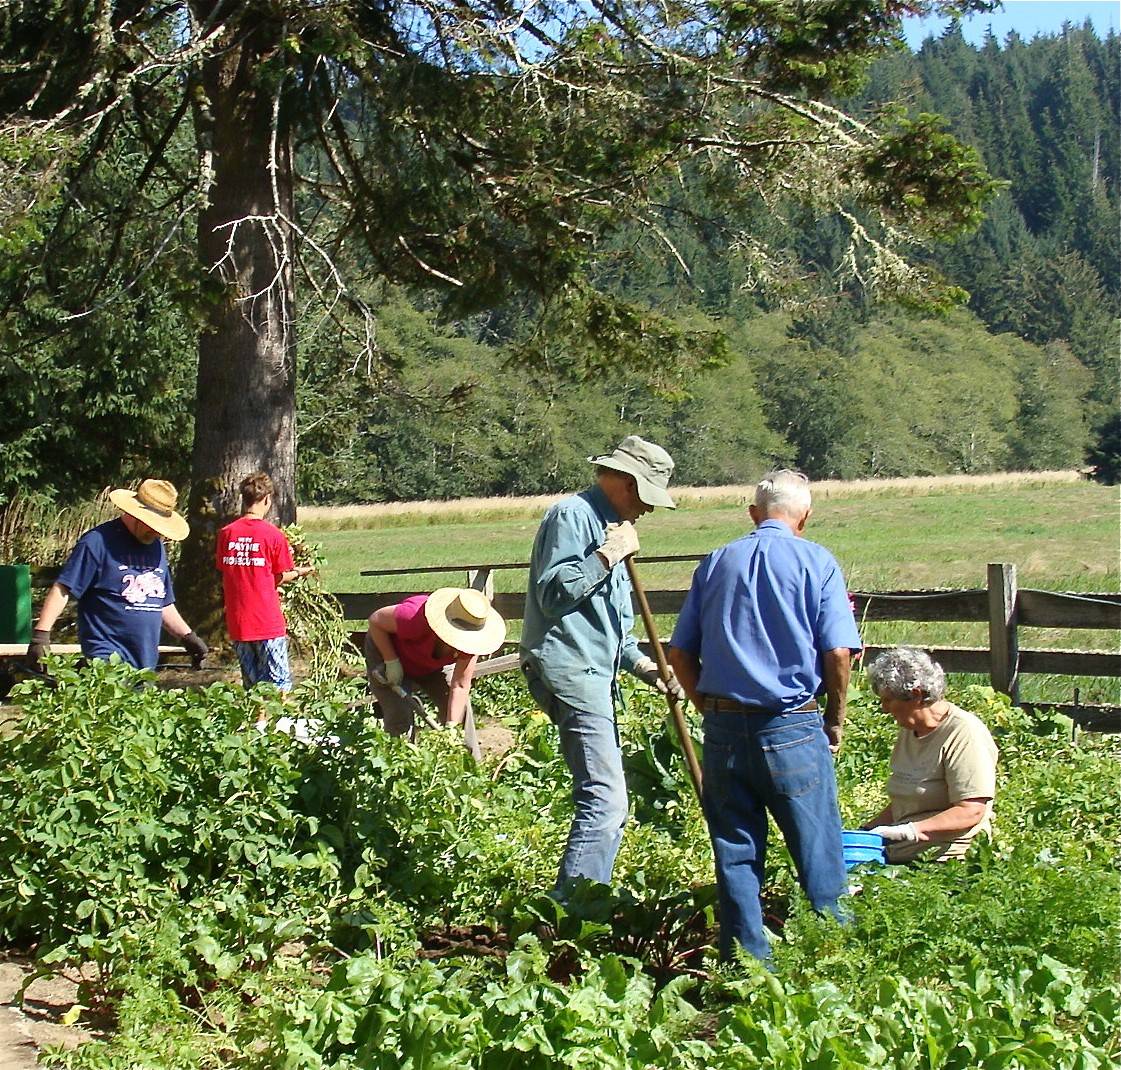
[
  {"xmin": 702, "ymin": 709, "xmax": 847, "ymax": 963},
  {"xmin": 525, "ymin": 673, "xmax": 628, "ymax": 892}
]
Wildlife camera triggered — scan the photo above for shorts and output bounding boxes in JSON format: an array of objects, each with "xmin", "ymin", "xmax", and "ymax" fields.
[{"xmin": 234, "ymin": 637, "xmax": 293, "ymax": 692}]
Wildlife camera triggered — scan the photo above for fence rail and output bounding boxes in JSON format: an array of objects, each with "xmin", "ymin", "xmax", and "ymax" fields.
[
  {"xmin": 22, "ymin": 559, "xmax": 1121, "ymax": 728},
  {"xmin": 339, "ymin": 586, "xmax": 1121, "ymax": 632},
  {"xmin": 339, "ymin": 559, "xmax": 1120, "ymax": 730}
]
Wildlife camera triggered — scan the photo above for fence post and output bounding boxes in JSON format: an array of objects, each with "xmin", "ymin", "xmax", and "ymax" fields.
[
  {"xmin": 467, "ymin": 567, "xmax": 494, "ymax": 600},
  {"xmin": 987, "ymin": 562, "xmax": 1019, "ymax": 702}
]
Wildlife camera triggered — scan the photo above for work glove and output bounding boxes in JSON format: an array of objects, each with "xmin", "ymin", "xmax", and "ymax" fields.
[
  {"xmin": 382, "ymin": 657, "xmax": 405, "ymax": 688},
  {"xmin": 598, "ymin": 521, "xmax": 640, "ymax": 568},
  {"xmin": 26, "ymin": 629, "xmax": 51, "ymax": 668},
  {"xmin": 632, "ymin": 656, "xmax": 685, "ymax": 702},
  {"xmin": 868, "ymin": 822, "xmax": 919, "ymax": 844},
  {"xmin": 181, "ymin": 631, "xmax": 209, "ymax": 666}
]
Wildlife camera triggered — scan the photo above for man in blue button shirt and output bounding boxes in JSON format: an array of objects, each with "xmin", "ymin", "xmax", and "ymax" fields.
[
  {"xmin": 668, "ymin": 469, "xmax": 860, "ymax": 963},
  {"xmin": 521, "ymin": 435, "xmax": 683, "ymax": 894}
]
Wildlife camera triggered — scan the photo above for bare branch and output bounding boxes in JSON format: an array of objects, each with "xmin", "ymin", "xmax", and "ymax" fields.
[{"xmin": 396, "ymin": 235, "xmax": 466, "ymax": 287}]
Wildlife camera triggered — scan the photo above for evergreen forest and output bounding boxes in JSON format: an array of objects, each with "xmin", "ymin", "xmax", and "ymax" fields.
[{"xmin": 2, "ymin": 20, "xmax": 1117, "ymax": 505}]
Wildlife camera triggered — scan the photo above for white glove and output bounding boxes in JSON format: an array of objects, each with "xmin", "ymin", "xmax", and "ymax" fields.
[
  {"xmin": 632, "ymin": 656, "xmax": 685, "ymax": 702},
  {"xmin": 382, "ymin": 658, "xmax": 405, "ymax": 688},
  {"xmin": 598, "ymin": 521, "xmax": 640, "ymax": 568},
  {"xmin": 869, "ymin": 822, "xmax": 919, "ymax": 844}
]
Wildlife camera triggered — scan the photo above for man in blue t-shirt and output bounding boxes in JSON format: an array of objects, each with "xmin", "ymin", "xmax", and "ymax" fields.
[
  {"xmin": 668, "ymin": 470, "xmax": 861, "ymax": 965},
  {"xmin": 27, "ymin": 480, "xmax": 208, "ymax": 671}
]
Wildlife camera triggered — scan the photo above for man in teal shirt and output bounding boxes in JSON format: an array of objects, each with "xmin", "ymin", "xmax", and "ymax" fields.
[{"xmin": 521, "ymin": 436, "xmax": 681, "ymax": 893}]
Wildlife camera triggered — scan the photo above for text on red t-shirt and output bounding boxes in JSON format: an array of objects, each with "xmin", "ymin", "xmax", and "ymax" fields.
[{"xmin": 216, "ymin": 516, "xmax": 294, "ymax": 641}]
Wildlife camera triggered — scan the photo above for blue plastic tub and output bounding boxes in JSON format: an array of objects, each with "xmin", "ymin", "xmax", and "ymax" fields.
[{"xmin": 842, "ymin": 830, "xmax": 885, "ymax": 870}]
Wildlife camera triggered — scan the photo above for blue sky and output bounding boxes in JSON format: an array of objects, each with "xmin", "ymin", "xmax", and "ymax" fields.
[{"xmin": 903, "ymin": 1, "xmax": 1119, "ymax": 49}]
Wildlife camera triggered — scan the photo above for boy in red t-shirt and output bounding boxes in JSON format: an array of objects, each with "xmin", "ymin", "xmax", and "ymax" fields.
[{"xmin": 216, "ymin": 472, "xmax": 313, "ymax": 691}]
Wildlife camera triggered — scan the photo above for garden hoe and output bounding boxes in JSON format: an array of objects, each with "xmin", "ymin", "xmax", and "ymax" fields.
[
  {"xmin": 624, "ymin": 556, "xmax": 705, "ymax": 808},
  {"xmin": 368, "ymin": 668, "xmax": 441, "ymax": 731}
]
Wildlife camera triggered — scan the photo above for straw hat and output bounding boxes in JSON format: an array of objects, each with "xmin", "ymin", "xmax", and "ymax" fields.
[
  {"xmin": 588, "ymin": 435, "xmax": 676, "ymax": 509},
  {"xmin": 424, "ymin": 588, "xmax": 507, "ymax": 657},
  {"xmin": 109, "ymin": 479, "xmax": 190, "ymax": 541}
]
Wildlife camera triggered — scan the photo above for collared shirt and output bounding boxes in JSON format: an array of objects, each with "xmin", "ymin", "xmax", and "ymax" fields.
[
  {"xmin": 670, "ymin": 519, "xmax": 861, "ymax": 712},
  {"xmin": 519, "ymin": 485, "xmax": 642, "ymax": 716}
]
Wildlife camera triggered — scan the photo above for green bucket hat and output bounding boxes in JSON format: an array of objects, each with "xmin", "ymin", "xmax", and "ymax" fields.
[{"xmin": 589, "ymin": 435, "xmax": 676, "ymax": 509}]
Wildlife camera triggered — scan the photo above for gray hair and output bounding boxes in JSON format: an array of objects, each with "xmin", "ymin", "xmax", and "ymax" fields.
[
  {"xmin": 866, "ymin": 647, "xmax": 947, "ymax": 702},
  {"xmin": 754, "ymin": 469, "xmax": 811, "ymax": 517}
]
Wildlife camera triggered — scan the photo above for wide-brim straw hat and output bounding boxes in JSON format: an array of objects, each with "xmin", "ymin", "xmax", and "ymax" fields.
[
  {"xmin": 424, "ymin": 588, "xmax": 507, "ymax": 657},
  {"xmin": 109, "ymin": 479, "xmax": 190, "ymax": 541},
  {"xmin": 588, "ymin": 434, "xmax": 676, "ymax": 509}
]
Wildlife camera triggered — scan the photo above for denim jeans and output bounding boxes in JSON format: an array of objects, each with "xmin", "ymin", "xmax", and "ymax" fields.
[
  {"xmin": 702, "ymin": 709, "xmax": 848, "ymax": 963},
  {"xmin": 525, "ymin": 671, "xmax": 628, "ymax": 892}
]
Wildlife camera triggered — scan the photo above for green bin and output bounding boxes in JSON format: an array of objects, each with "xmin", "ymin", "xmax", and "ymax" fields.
[{"xmin": 0, "ymin": 564, "xmax": 31, "ymax": 644}]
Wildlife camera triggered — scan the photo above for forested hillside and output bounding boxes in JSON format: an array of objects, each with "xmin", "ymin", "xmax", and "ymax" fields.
[
  {"xmin": 1, "ymin": 22, "xmax": 1116, "ymax": 505},
  {"xmin": 295, "ymin": 22, "xmax": 1117, "ymax": 501},
  {"xmin": 872, "ymin": 22, "xmax": 1118, "ymax": 415}
]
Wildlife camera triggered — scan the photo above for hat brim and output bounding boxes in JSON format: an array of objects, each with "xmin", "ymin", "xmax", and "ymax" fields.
[
  {"xmin": 424, "ymin": 588, "xmax": 507, "ymax": 657},
  {"xmin": 587, "ymin": 455, "xmax": 676, "ymax": 509},
  {"xmin": 109, "ymin": 488, "xmax": 190, "ymax": 541}
]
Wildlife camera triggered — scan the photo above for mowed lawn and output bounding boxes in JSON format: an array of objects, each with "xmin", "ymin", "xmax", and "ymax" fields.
[
  {"xmin": 304, "ymin": 475, "xmax": 1119, "ymax": 704},
  {"xmin": 306, "ymin": 476, "xmax": 1117, "ymax": 598}
]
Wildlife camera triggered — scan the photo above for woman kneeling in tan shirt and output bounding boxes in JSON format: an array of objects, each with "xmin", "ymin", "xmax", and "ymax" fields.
[{"xmin": 862, "ymin": 647, "xmax": 998, "ymax": 863}]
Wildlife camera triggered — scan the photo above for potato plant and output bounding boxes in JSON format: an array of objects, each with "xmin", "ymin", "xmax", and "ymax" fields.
[{"xmin": 0, "ymin": 661, "xmax": 1113, "ymax": 1068}]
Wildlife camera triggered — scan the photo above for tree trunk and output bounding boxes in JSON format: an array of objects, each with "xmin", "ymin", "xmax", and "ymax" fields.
[{"xmin": 177, "ymin": 12, "xmax": 295, "ymax": 639}]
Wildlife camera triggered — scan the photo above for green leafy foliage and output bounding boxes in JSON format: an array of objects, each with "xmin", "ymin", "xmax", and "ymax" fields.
[
  {"xmin": 1, "ymin": 662, "xmax": 1114, "ymax": 1068},
  {"xmin": 1, "ymin": 21, "xmax": 1114, "ymax": 508},
  {"xmin": 278, "ymin": 526, "xmax": 354, "ymax": 683},
  {"xmin": 1086, "ymin": 413, "xmax": 1121, "ymax": 485},
  {"xmin": 0, "ymin": 660, "xmax": 331, "ymax": 962},
  {"xmin": 861, "ymin": 112, "xmax": 1007, "ymax": 235},
  {"xmin": 239, "ymin": 943, "xmax": 706, "ymax": 1070}
]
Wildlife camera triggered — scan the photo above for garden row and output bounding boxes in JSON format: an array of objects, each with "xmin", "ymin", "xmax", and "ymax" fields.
[{"xmin": 0, "ymin": 659, "xmax": 1116, "ymax": 1068}]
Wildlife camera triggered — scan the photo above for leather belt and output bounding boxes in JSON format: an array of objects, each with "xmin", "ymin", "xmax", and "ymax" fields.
[{"xmin": 702, "ymin": 697, "xmax": 819, "ymax": 715}]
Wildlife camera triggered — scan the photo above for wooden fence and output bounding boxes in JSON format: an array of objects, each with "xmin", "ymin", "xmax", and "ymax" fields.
[
  {"xmin": 338, "ymin": 559, "xmax": 1121, "ymax": 731},
  {"xmin": 14, "ymin": 559, "xmax": 1119, "ymax": 729}
]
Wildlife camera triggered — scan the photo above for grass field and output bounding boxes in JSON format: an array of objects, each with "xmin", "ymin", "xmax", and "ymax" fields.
[
  {"xmin": 305, "ymin": 472, "xmax": 1116, "ymax": 592},
  {"xmin": 304, "ymin": 473, "xmax": 1119, "ymax": 704}
]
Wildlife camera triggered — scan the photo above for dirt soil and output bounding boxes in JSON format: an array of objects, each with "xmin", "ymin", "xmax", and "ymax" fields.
[
  {"xmin": 0, "ymin": 956, "xmax": 95, "ymax": 1068},
  {"xmin": 474, "ymin": 722, "xmax": 515, "ymax": 758}
]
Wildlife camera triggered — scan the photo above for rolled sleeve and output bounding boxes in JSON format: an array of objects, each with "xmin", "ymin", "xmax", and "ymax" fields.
[{"xmin": 816, "ymin": 563, "xmax": 862, "ymax": 653}]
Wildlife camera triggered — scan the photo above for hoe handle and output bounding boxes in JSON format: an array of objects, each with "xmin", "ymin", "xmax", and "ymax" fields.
[{"xmin": 624, "ymin": 556, "xmax": 704, "ymax": 805}]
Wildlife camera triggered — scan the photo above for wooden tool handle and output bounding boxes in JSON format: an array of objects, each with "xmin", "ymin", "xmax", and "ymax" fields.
[{"xmin": 624, "ymin": 556, "xmax": 704, "ymax": 803}]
